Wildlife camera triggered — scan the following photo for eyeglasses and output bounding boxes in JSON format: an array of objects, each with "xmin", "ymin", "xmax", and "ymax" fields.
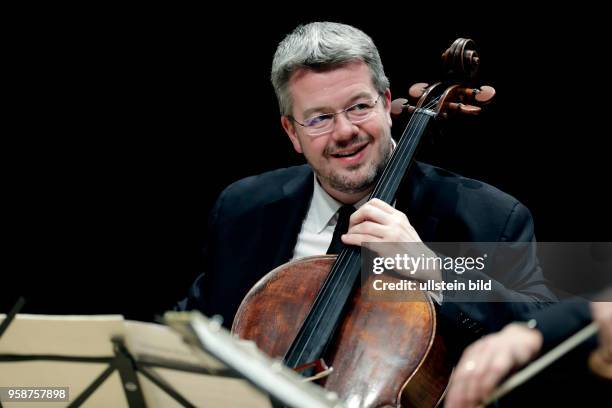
[{"xmin": 290, "ymin": 94, "xmax": 382, "ymax": 137}]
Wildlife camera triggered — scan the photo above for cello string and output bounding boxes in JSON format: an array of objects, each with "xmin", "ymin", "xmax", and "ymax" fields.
[
  {"xmin": 327, "ymin": 99, "xmax": 439, "ymax": 297},
  {"xmin": 290, "ymin": 96, "xmax": 441, "ymax": 363},
  {"xmin": 326, "ymin": 98, "xmax": 439, "ymax": 308},
  {"xmin": 371, "ymin": 97, "xmax": 439, "ymax": 199},
  {"xmin": 292, "ymin": 96, "xmax": 441, "ymax": 361},
  {"xmin": 373, "ymin": 97, "xmax": 440, "ymax": 201},
  {"xmin": 321, "ymin": 98, "xmax": 439, "ymax": 297}
]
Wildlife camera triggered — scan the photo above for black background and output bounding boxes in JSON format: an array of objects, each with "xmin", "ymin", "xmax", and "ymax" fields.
[{"xmin": 5, "ymin": 7, "xmax": 611, "ymax": 320}]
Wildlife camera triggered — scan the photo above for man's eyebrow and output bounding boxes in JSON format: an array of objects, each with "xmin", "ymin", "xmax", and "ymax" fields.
[{"xmin": 301, "ymin": 91, "xmax": 375, "ymax": 119}]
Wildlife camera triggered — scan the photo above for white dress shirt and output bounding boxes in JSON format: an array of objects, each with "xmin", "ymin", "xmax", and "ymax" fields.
[
  {"xmin": 291, "ymin": 175, "xmax": 368, "ymax": 260},
  {"xmin": 291, "ymin": 174, "xmax": 442, "ymax": 304}
]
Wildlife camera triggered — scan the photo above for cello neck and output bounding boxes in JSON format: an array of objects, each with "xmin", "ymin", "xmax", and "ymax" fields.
[
  {"xmin": 283, "ymin": 108, "xmax": 434, "ymax": 369},
  {"xmin": 370, "ymin": 109, "xmax": 434, "ymax": 204}
]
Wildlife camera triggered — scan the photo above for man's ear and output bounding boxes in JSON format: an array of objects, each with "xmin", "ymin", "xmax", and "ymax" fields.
[
  {"xmin": 281, "ymin": 116, "xmax": 303, "ymax": 154},
  {"xmin": 383, "ymin": 88, "xmax": 392, "ymax": 128}
]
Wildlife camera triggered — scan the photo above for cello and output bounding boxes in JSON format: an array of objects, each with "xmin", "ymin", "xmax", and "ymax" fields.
[{"xmin": 233, "ymin": 38, "xmax": 495, "ymax": 408}]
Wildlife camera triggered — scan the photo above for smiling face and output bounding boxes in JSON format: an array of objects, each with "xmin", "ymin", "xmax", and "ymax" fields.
[{"xmin": 281, "ymin": 61, "xmax": 393, "ymax": 203}]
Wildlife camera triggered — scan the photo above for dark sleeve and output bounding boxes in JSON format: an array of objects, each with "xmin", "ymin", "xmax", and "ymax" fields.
[
  {"xmin": 527, "ymin": 300, "xmax": 592, "ymax": 351},
  {"xmin": 440, "ymin": 201, "xmax": 557, "ymax": 340}
]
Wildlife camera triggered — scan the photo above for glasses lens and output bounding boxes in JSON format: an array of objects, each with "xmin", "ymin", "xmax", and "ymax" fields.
[
  {"xmin": 302, "ymin": 95, "xmax": 380, "ymax": 136},
  {"xmin": 347, "ymin": 108, "xmax": 373, "ymax": 123},
  {"xmin": 346, "ymin": 101, "xmax": 377, "ymax": 123},
  {"xmin": 304, "ymin": 115, "xmax": 333, "ymax": 136}
]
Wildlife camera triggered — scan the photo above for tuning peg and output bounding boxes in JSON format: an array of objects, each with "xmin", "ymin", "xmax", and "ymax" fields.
[
  {"xmin": 474, "ymin": 85, "xmax": 495, "ymax": 104},
  {"xmin": 391, "ymin": 98, "xmax": 408, "ymax": 117},
  {"xmin": 448, "ymin": 102, "xmax": 481, "ymax": 115},
  {"xmin": 462, "ymin": 86, "xmax": 496, "ymax": 104},
  {"xmin": 408, "ymin": 82, "xmax": 429, "ymax": 101},
  {"xmin": 391, "ymin": 98, "xmax": 417, "ymax": 117}
]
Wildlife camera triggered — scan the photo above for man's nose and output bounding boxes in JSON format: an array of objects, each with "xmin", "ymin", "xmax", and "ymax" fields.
[{"xmin": 330, "ymin": 113, "xmax": 358, "ymax": 142}]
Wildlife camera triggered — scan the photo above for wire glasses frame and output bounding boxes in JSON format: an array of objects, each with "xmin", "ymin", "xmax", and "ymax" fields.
[{"xmin": 290, "ymin": 94, "xmax": 382, "ymax": 137}]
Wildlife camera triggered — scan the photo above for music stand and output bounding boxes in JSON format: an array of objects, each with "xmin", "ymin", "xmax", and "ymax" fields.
[
  {"xmin": 164, "ymin": 311, "xmax": 345, "ymax": 408},
  {"xmin": 0, "ymin": 308, "xmax": 274, "ymax": 407}
]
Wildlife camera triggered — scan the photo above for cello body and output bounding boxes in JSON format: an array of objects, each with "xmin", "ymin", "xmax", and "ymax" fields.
[{"xmin": 232, "ymin": 255, "xmax": 452, "ymax": 407}]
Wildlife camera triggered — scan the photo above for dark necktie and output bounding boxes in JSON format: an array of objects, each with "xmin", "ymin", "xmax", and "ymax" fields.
[{"xmin": 326, "ymin": 204, "xmax": 356, "ymax": 255}]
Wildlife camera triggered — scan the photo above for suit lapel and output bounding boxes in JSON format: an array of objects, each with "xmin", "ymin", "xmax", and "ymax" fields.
[
  {"xmin": 398, "ymin": 163, "xmax": 440, "ymax": 242},
  {"xmin": 258, "ymin": 167, "xmax": 314, "ymax": 272}
]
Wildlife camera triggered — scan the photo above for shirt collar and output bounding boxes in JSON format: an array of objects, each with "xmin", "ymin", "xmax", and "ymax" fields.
[{"xmin": 309, "ymin": 175, "xmax": 369, "ymax": 233}]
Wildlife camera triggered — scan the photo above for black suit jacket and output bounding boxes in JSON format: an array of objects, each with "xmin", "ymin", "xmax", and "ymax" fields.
[
  {"xmin": 530, "ymin": 300, "xmax": 592, "ymax": 350},
  {"xmin": 181, "ymin": 162, "xmax": 556, "ymax": 341}
]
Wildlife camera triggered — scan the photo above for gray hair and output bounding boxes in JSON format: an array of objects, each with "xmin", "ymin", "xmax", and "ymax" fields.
[{"xmin": 271, "ymin": 22, "xmax": 390, "ymax": 116}]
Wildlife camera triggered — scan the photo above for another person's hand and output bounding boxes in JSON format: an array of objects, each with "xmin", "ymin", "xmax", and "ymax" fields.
[
  {"xmin": 589, "ymin": 301, "xmax": 612, "ymax": 378},
  {"xmin": 591, "ymin": 302, "xmax": 612, "ymax": 361},
  {"xmin": 444, "ymin": 323, "xmax": 543, "ymax": 408}
]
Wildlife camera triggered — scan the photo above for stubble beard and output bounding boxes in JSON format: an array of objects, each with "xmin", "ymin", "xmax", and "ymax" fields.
[{"xmin": 320, "ymin": 134, "xmax": 393, "ymax": 195}]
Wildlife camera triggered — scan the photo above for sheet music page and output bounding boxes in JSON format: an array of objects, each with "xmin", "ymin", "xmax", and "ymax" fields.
[
  {"xmin": 0, "ymin": 314, "xmax": 125, "ymax": 356},
  {"xmin": 0, "ymin": 314, "xmax": 129, "ymax": 407},
  {"xmin": 0, "ymin": 314, "xmax": 272, "ymax": 408}
]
